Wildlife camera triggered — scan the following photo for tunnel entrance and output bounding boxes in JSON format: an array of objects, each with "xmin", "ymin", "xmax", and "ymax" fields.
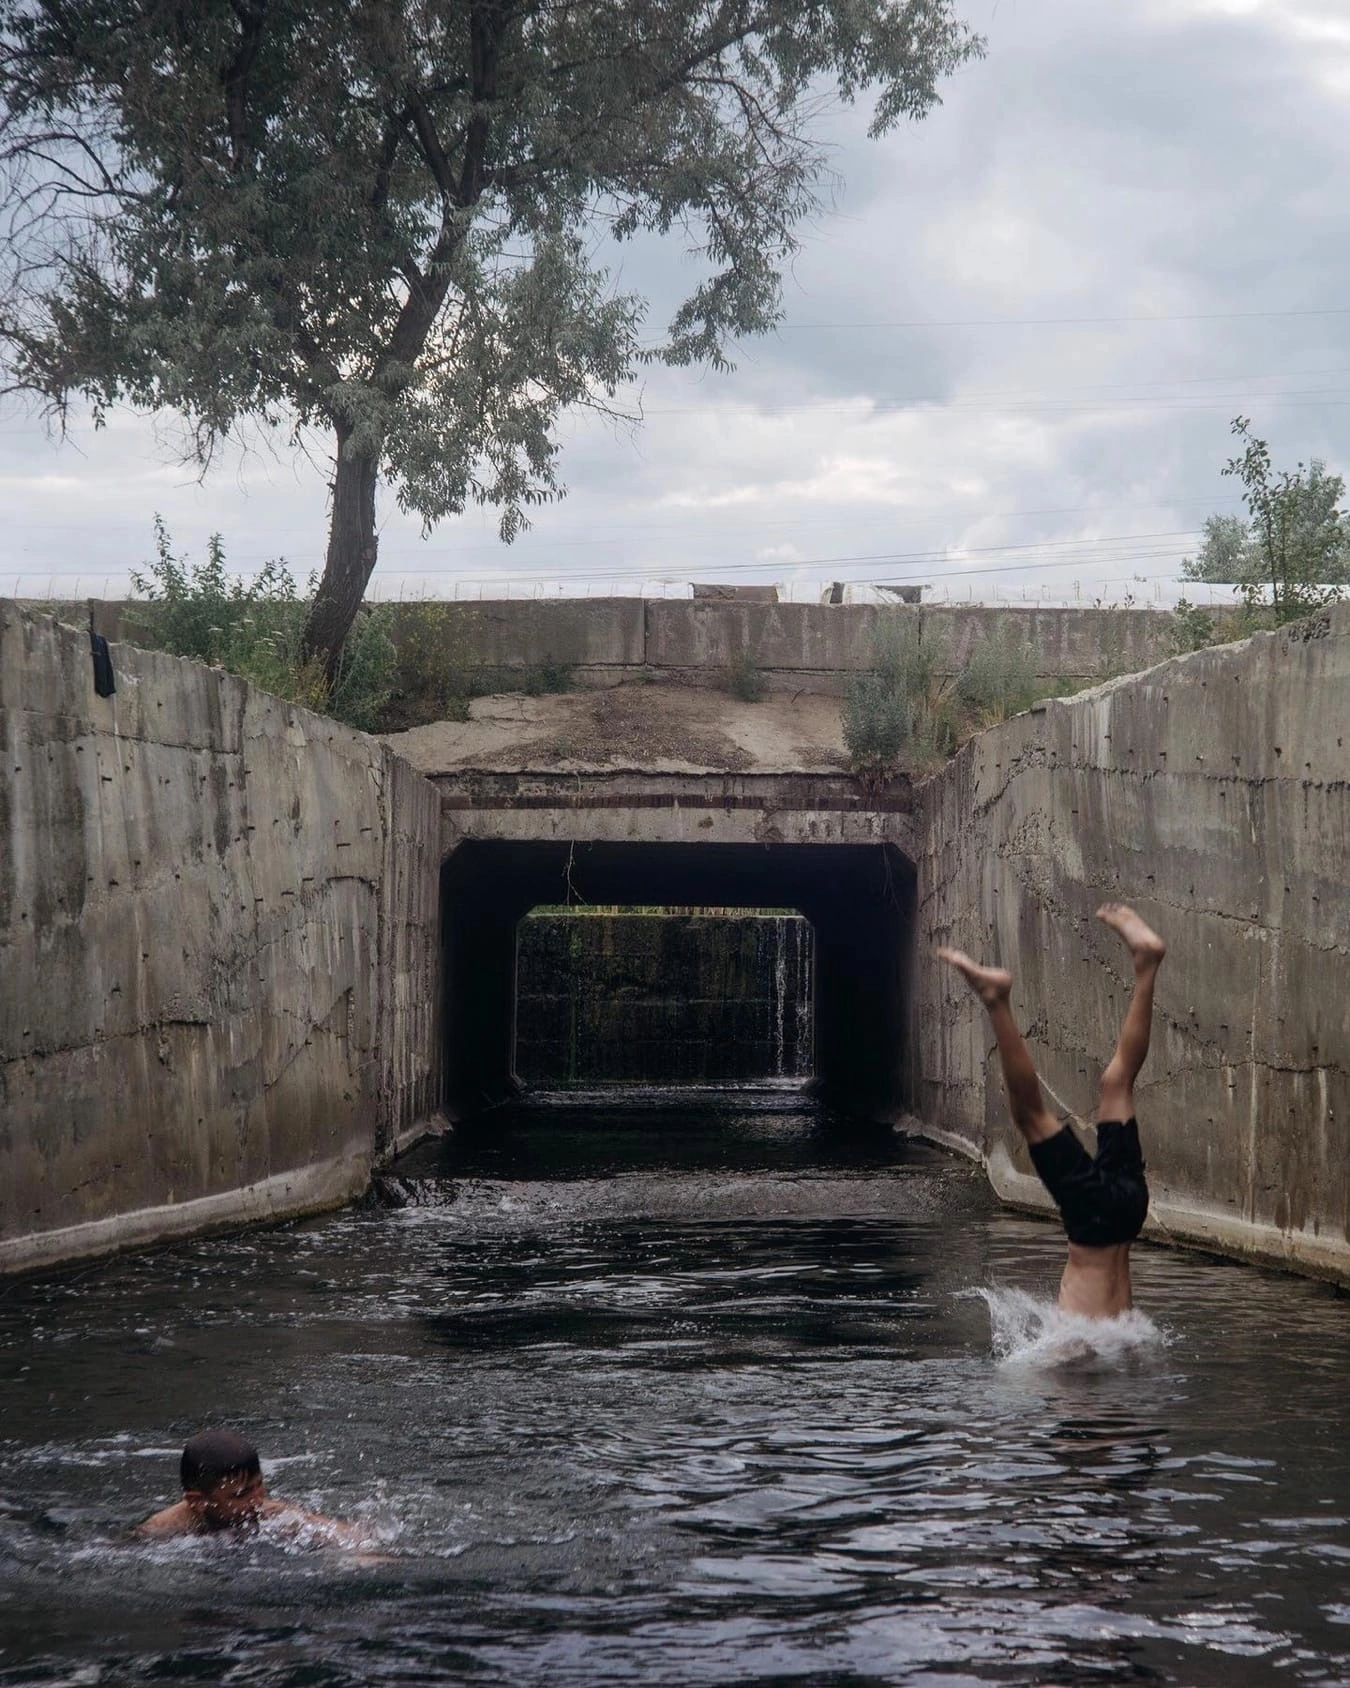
[
  {"xmin": 514, "ymin": 907, "xmax": 814, "ymax": 1087},
  {"xmin": 440, "ymin": 840, "xmax": 917, "ymax": 1122}
]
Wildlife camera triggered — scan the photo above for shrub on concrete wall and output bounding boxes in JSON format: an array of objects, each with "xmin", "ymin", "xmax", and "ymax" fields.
[
  {"xmin": 381, "ymin": 602, "xmax": 476, "ymax": 728},
  {"xmin": 954, "ymin": 623, "xmax": 1038, "ymax": 723},
  {"xmin": 723, "ymin": 649, "xmax": 767, "ymax": 702},
  {"xmin": 129, "ymin": 517, "xmax": 395, "ymax": 730},
  {"xmin": 843, "ymin": 616, "xmax": 957, "ymax": 777}
]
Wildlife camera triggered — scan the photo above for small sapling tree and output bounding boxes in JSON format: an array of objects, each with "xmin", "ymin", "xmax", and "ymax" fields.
[{"xmin": 1183, "ymin": 418, "xmax": 1350, "ymax": 623}]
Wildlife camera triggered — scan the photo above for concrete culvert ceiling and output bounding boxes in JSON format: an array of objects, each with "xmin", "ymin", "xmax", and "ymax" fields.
[{"xmin": 440, "ymin": 841, "xmax": 916, "ymax": 1121}]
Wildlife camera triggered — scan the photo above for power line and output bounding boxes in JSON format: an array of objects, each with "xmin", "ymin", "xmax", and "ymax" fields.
[
  {"xmin": 770, "ymin": 307, "xmax": 1350, "ymax": 330},
  {"xmin": 0, "ymin": 494, "xmax": 1248, "ymax": 544},
  {"xmin": 222, "ymin": 539, "xmax": 1203, "ymax": 587},
  {"xmin": 13, "ymin": 528, "xmax": 1206, "ymax": 582},
  {"xmin": 643, "ymin": 388, "xmax": 1350, "ymax": 417}
]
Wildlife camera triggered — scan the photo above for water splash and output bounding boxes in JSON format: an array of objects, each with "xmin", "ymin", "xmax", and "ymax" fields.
[{"xmin": 969, "ymin": 1286, "xmax": 1166, "ymax": 1371}]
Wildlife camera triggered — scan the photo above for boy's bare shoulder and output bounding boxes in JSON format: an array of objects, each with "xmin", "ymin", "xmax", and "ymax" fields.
[{"xmin": 134, "ymin": 1501, "xmax": 194, "ymax": 1538}]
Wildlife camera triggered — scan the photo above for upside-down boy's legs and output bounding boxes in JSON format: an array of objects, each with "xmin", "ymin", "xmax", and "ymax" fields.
[
  {"xmin": 935, "ymin": 949, "xmax": 1062, "ymax": 1146},
  {"xmin": 1093, "ymin": 904, "xmax": 1167, "ymax": 1124}
]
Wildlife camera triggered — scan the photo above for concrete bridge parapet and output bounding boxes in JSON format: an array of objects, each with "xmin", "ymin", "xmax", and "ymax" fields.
[
  {"xmin": 433, "ymin": 769, "xmax": 920, "ymax": 855},
  {"xmin": 73, "ymin": 595, "xmax": 1177, "ymax": 697}
]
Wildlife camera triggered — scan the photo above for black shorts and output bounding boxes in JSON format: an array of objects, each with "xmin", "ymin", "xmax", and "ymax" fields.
[{"xmin": 1027, "ymin": 1119, "xmax": 1149, "ymax": 1248}]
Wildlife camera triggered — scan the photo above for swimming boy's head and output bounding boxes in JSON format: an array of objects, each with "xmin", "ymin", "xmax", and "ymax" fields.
[{"xmin": 180, "ymin": 1429, "xmax": 266, "ymax": 1531}]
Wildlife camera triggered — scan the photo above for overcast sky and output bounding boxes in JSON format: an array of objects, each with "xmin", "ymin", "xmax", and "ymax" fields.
[{"xmin": 4, "ymin": 0, "xmax": 1349, "ymax": 606}]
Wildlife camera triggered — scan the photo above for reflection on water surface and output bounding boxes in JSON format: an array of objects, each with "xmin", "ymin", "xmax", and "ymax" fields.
[{"xmin": 1, "ymin": 1090, "xmax": 1347, "ymax": 1685}]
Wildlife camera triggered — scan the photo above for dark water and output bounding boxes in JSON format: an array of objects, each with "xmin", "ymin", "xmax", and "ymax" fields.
[{"xmin": 2, "ymin": 1090, "xmax": 1348, "ymax": 1686}]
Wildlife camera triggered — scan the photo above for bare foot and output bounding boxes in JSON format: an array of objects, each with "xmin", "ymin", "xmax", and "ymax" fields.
[
  {"xmin": 1095, "ymin": 903, "xmax": 1166, "ymax": 968},
  {"xmin": 936, "ymin": 947, "xmax": 1013, "ymax": 1008}
]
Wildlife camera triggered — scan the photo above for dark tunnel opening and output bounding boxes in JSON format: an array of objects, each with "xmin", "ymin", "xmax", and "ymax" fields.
[
  {"xmin": 440, "ymin": 840, "xmax": 917, "ymax": 1123},
  {"xmin": 513, "ymin": 905, "xmax": 815, "ymax": 1088}
]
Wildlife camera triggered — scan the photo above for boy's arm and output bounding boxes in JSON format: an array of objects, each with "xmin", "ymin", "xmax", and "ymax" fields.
[{"xmin": 264, "ymin": 1500, "xmax": 373, "ymax": 1548}]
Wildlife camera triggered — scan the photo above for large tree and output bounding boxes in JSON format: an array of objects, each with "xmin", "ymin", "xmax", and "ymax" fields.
[{"xmin": 0, "ymin": 1, "xmax": 981, "ymax": 682}]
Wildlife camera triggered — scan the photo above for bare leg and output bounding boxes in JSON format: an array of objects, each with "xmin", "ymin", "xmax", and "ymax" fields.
[
  {"xmin": 936, "ymin": 950, "xmax": 1062, "ymax": 1146},
  {"xmin": 1093, "ymin": 904, "xmax": 1166, "ymax": 1122}
]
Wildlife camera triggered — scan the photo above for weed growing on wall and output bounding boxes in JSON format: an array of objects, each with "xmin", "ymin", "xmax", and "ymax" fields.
[
  {"xmin": 723, "ymin": 650, "xmax": 767, "ymax": 702},
  {"xmin": 520, "ymin": 660, "xmax": 576, "ymax": 697},
  {"xmin": 382, "ymin": 603, "xmax": 476, "ymax": 727},
  {"xmin": 129, "ymin": 517, "xmax": 395, "ymax": 730},
  {"xmin": 954, "ymin": 623, "xmax": 1038, "ymax": 724},
  {"xmin": 843, "ymin": 615, "xmax": 957, "ymax": 778},
  {"xmin": 842, "ymin": 671, "xmax": 912, "ymax": 774},
  {"xmin": 382, "ymin": 605, "xmax": 576, "ymax": 728},
  {"xmin": 844, "ymin": 613, "xmax": 1080, "ymax": 779}
]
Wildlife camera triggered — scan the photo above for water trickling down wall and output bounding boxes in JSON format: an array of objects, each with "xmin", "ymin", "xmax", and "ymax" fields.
[{"xmin": 514, "ymin": 912, "xmax": 813, "ymax": 1086}]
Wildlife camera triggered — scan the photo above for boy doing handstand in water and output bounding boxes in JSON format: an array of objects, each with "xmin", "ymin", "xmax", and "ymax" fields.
[{"xmin": 938, "ymin": 903, "xmax": 1166, "ymax": 1320}]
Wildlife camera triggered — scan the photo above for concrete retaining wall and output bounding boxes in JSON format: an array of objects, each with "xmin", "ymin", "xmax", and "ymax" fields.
[
  {"xmin": 0, "ymin": 604, "xmax": 443, "ymax": 1274},
  {"xmin": 77, "ymin": 597, "xmax": 1175, "ymax": 694},
  {"xmin": 642, "ymin": 601, "xmax": 1170, "ymax": 690},
  {"xmin": 916, "ymin": 605, "xmax": 1350, "ymax": 1282}
]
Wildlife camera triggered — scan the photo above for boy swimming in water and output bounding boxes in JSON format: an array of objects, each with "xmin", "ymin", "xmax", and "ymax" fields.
[
  {"xmin": 937, "ymin": 903, "xmax": 1166, "ymax": 1319},
  {"xmin": 136, "ymin": 1428, "xmax": 358, "ymax": 1543}
]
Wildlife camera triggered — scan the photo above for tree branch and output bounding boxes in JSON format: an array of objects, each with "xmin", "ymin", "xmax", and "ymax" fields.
[{"xmin": 220, "ymin": 1, "xmax": 268, "ymax": 174}]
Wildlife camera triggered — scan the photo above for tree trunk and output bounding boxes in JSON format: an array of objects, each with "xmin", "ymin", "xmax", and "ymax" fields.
[{"xmin": 301, "ymin": 428, "xmax": 380, "ymax": 691}]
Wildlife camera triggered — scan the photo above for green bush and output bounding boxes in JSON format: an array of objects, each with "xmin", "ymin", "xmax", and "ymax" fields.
[
  {"xmin": 1167, "ymin": 596, "xmax": 1280, "ymax": 657},
  {"xmin": 128, "ymin": 516, "xmax": 395, "ymax": 731},
  {"xmin": 953, "ymin": 623, "xmax": 1038, "ymax": 723},
  {"xmin": 843, "ymin": 615, "xmax": 956, "ymax": 777},
  {"xmin": 328, "ymin": 605, "xmax": 398, "ymax": 731},
  {"xmin": 1168, "ymin": 597, "xmax": 1214, "ymax": 653},
  {"xmin": 723, "ymin": 649, "xmax": 766, "ymax": 702},
  {"xmin": 520, "ymin": 659, "xmax": 575, "ymax": 697},
  {"xmin": 381, "ymin": 602, "xmax": 475, "ymax": 728},
  {"xmin": 842, "ymin": 671, "xmax": 913, "ymax": 774}
]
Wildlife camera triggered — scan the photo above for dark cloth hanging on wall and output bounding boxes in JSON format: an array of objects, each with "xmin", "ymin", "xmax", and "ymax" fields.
[{"xmin": 89, "ymin": 617, "xmax": 116, "ymax": 697}]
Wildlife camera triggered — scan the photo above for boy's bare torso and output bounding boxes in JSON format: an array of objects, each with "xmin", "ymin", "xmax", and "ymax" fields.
[{"xmin": 1058, "ymin": 1241, "xmax": 1134, "ymax": 1319}]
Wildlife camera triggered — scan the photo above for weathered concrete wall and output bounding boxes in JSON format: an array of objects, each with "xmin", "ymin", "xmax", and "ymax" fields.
[
  {"xmin": 77, "ymin": 596, "xmax": 1174, "ymax": 694},
  {"xmin": 643, "ymin": 601, "xmax": 1170, "ymax": 691},
  {"xmin": 437, "ymin": 771, "xmax": 921, "ymax": 855},
  {"xmin": 0, "ymin": 604, "xmax": 442, "ymax": 1274},
  {"xmin": 387, "ymin": 597, "xmax": 647, "ymax": 673},
  {"xmin": 516, "ymin": 912, "xmax": 812, "ymax": 1085},
  {"xmin": 917, "ymin": 605, "xmax": 1350, "ymax": 1281}
]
